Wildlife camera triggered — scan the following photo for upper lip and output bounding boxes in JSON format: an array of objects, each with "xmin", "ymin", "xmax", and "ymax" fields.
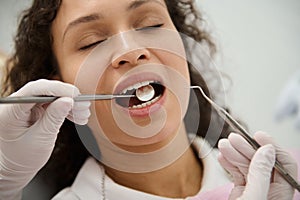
[{"xmin": 114, "ymin": 72, "xmax": 164, "ymax": 95}]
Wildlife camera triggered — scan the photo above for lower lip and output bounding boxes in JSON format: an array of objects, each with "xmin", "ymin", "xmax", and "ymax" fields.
[{"xmin": 117, "ymin": 90, "xmax": 166, "ymax": 117}]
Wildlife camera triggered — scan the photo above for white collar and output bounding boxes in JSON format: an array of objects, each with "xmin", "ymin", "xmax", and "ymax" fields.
[{"xmin": 189, "ymin": 135, "xmax": 231, "ymax": 193}]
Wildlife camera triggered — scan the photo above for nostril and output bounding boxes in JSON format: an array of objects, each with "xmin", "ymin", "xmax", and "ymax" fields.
[
  {"xmin": 119, "ymin": 60, "xmax": 127, "ymax": 65},
  {"xmin": 118, "ymin": 54, "xmax": 146, "ymax": 66},
  {"xmin": 113, "ymin": 51, "xmax": 150, "ymax": 68},
  {"xmin": 138, "ymin": 54, "xmax": 146, "ymax": 60}
]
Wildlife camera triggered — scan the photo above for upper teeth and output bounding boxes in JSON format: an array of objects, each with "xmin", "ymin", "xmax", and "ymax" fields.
[{"xmin": 120, "ymin": 80, "xmax": 156, "ymax": 94}]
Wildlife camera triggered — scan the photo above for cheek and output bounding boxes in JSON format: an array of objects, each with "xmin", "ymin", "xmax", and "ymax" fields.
[
  {"xmin": 53, "ymin": 43, "xmax": 89, "ymax": 85},
  {"xmin": 58, "ymin": 55, "xmax": 102, "ymax": 92},
  {"xmin": 95, "ymin": 102, "xmax": 125, "ymax": 141},
  {"xmin": 155, "ymin": 50, "xmax": 190, "ymax": 82},
  {"xmin": 95, "ymin": 68, "xmax": 117, "ymax": 93},
  {"xmin": 55, "ymin": 52, "xmax": 84, "ymax": 84},
  {"xmin": 60, "ymin": 67, "xmax": 80, "ymax": 84}
]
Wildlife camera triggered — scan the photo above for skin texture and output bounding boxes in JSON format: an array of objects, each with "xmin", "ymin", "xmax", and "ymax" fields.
[
  {"xmin": 51, "ymin": 0, "xmax": 202, "ymax": 197},
  {"xmin": 52, "ymin": 0, "xmax": 190, "ymax": 147}
]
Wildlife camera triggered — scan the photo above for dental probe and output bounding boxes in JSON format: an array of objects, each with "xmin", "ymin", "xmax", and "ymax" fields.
[
  {"xmin": 190, "ymin": 85, "xmax": 300, "ymax": 192},
  {"xmin": 0, "ymin": 94, "xmax": 135, "ymax": 104}
]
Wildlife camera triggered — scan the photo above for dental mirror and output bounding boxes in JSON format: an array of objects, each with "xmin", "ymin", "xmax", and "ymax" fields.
[{"xmin": 136, "ymin": 85, "xmax": 155, "ymax": 102}]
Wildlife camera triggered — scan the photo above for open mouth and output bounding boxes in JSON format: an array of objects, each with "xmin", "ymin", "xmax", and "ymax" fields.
[{"xmin": 116, "ymin": 81, "xmax": 165, "ymax": 109}]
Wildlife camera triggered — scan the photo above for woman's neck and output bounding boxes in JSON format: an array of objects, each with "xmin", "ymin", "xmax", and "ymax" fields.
[{"xmin": 103, "ymin": 126, "xmax": 203, "ymax": 198}]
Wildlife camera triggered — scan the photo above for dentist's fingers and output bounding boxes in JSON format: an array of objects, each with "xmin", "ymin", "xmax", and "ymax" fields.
[
  {"xmin": 67, "ymin": 101, "xmax": 91, "ymax": 125},
  {"xmin": 253, "ymin": 131, "xmax": 298, "ymax": 184},
  {"xmin": 36, "ymin": 97, "xmax": 74, "ymax": 136},
  {"xmin": 228, "ymin": 133, "xmax": 256, "ymax": 159},
  {"xmin": 218, "ymin": 153, "xmax": 246, "ymax": 186},
  {"xmin": 218, "ymin": 138, "xmax": 250, "ymax": 177},
  {"xmin": 3, "ymin": 97, "xmax": 75, "ymax": 168},
  {"xmin": 218, "ymin": 153, "xmax": 245, "ymax": 200},
  {"xmin": 8, "ymin": 79, "xmax": 80, "ymax": 115},
  {"xmin": 13, "ymin": 79, "xmax": 80, "ymax": 97},
  {"xmin": 239, "ymin": 144, "xmax": 276, "ymax": 200}
]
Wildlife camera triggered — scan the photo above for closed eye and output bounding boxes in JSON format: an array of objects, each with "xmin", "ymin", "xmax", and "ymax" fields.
[
  {"xmin": 79, "ymin": 40, "xmax": 106, "ymax": 51},
  {"xmin": 79, "ymin": 24, "xmax": 164, "ymax": 50},
  {"xmin": 136, "ymin": 23, "xmax": 164, "ymax": 31}
]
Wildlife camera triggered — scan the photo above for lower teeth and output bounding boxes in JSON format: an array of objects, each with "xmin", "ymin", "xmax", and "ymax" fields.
[{"xmin": 130, "ymin": 95, "xmax": 161, "ymax": 109}]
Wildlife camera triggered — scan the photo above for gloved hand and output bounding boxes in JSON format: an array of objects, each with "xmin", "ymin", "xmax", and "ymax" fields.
[
  {"xmin": 0, "ymin": 79, "xmax": 91, "ymax": 200},
  {"xmin": 218, "ymin": 132, "xmax": 297, "ymax": 200},
  {"xmin": 275, "ymin": 70, "xmax": 300, "ymax": 130}
]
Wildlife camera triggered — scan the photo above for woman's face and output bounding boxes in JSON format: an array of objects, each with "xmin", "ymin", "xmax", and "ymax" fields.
[{"xmin": 51, "ymin": 0, "xmax": 190, "ymax": 151}]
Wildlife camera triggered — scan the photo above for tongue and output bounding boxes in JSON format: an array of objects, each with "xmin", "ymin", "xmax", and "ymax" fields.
[{"xmin": 129, "ymin": 97, "xmax": 142, "ymax": 107}]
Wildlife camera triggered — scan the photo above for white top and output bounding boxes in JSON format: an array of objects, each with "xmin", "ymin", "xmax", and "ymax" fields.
[{"xmin": 52, "ymin": 136, "xmax": 232, "ymax": 200}]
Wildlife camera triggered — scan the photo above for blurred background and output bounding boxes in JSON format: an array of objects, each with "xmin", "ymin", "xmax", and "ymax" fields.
[
  {"xmin": 0, "ymin": 0, "xmax": 299, "ymax": 199},
  {"xmin": 196, "ymin": 0, "xmax": 300, "ymax": 148}
]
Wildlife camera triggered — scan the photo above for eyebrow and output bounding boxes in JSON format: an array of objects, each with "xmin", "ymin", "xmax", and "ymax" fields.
[
  {"xmin": 127, "ymin": 0, "xmax": 165, "ymax": 11},
  {"xmin": 62, "ymin": 13, "xmax": 102, "ymax": 42},
  {"xmin": 62, "ymin": 0, "xmax": 165, "ymax": 42}
]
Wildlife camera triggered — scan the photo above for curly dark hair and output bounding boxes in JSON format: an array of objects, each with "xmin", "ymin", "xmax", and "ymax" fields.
[{"xmin": 1, "ymin": 0, "xmax": 231, "ymax": 195}]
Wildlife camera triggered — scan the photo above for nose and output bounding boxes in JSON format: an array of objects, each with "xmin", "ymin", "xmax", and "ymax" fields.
[{"xmin": 111, "ymin": 48, "xmax": 151, "ymax": 68}]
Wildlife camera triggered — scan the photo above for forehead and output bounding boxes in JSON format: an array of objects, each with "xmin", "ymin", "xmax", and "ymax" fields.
[
  {"xmin": 57, "ymin": 0, "xmax": 166, "ymax": 22},
  {"xmin": 52, "ymin": 0, "xmax": 168, "ymax": 43}
]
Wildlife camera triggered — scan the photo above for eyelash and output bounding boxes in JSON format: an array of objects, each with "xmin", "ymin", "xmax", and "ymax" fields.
[
  {"xmin": 79, "ymin": 40, "xmax": 106, "ymax": 51},
  {"xmin": 79, "ymin": 23, "xmax": 164, "ymax": 51},
  {"xmin": 136, "ymin": 23, "xmax": 164, "ymax": 31}
]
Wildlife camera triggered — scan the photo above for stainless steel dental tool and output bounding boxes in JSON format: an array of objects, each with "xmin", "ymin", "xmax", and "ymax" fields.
[
  {"xmin": 1, "ymin": 86, "xmax": 299, "ymax": 192},
  {"xmin": 190, "ymin": 85, "xmax": 300, "ymax": 192},
  {"xmin": 0, "ymin": 94, "xmax": 135, "ymax": 104},
  {"xmin": 0, "ymin": 84, "xmax": 155, "ymax": 104}
]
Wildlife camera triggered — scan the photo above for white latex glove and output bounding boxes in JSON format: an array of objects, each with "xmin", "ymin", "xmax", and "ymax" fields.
[
  {"xmin": 0, "ymin": 79, "xmax": 91, "ymax": 200},
  {"xmin": 218, "ymin": 132, "xmax": 297, "ymax": 200},
  {"xmin": 275, "ymin": 70, "xmax": 300, "ymax": 130}
]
